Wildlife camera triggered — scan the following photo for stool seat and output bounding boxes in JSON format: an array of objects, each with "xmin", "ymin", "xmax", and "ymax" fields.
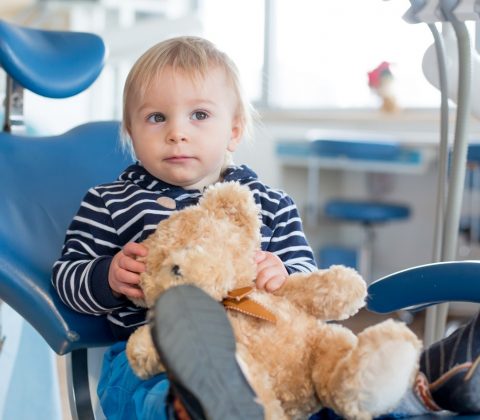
[
  {"xmin": 325, "ymin": 199, "xmax": 410, "ymax": 224},
  {"xmin": 0, "ymin": 19, "xmax": 106, "ymax": 98},
  {"xmin": 311, "ymin": 139, "xmax": 401, "ymax": 161}
]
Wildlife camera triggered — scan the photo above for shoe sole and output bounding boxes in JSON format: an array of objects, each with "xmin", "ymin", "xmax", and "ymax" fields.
[
  {"xmin": 150, "ymin": 285, "xmax": 264, "ymax": 420},
  {"xmin": 430, "ymin": 355, "xmax": 480, "ymax": 413}
]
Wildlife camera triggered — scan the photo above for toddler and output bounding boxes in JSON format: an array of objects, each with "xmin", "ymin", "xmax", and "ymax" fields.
[
  {"xmin": 52, "ymin": 36, "xmax": 480, "ymax": 419},
  {"xmin": 52, "ymin": 36, "xmax": 314, "ymax": 419}
]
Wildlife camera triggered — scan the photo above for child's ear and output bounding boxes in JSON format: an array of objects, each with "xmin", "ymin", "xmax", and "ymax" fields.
[{"xmin": 227, "ymin": 116, "xmax": 243, "ymax": 152}]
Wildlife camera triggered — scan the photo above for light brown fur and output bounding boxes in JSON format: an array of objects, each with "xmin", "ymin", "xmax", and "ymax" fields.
[{"xmin": 126, "ymin": 182, "xmax": 422, "ymax": 420}]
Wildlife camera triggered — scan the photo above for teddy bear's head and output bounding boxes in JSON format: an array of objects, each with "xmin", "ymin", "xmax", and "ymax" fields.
[{"xmin": 137, "ymin": 182, "xmax": 262, "ymax": 307}]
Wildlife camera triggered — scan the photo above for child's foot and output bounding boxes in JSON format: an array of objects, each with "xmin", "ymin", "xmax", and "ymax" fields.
[
  {"xmin": 149, "ymin": 285, "xmax": 264, "ymax": 420},
  {"xmin": 420, "ymin": 310, "xmax": 480, "ymax": 413}
]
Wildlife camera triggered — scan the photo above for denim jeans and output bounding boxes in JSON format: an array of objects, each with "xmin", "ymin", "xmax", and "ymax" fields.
[{"xmin": 97, "ymin": 341, "xmax": 172, "ymax": 420}]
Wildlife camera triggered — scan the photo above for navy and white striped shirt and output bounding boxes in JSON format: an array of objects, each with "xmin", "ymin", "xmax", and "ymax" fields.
[{"xmin": 52, "ymin": 163, "xmax": 317, "ymax": 339}]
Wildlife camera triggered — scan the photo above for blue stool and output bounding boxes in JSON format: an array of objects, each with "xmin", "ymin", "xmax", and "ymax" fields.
[
  {"xmin": 324, "ymin": 200, "xmax": 410, "ymax": 280},
  {"xmin": 312, "ymin": 139, "xmax": 411, "ymax": 282}
]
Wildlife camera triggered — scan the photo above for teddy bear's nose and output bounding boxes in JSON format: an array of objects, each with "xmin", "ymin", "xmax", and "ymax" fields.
[{"xmin": 171, "ymin": 265, "xmax": 182, "ymax": 277}]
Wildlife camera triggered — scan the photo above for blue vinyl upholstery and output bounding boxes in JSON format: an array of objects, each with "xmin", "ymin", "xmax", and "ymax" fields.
[
  {"xmin": 367, "ymin": 261, "xmax": 480, "ymax": 313},
  {"xmin": 0, "ymin": 19, "xmax": 106, "ymax": 98},
  {"xmin": 0, "ymin": 121, "xmax": 133, "ymax": 354}
]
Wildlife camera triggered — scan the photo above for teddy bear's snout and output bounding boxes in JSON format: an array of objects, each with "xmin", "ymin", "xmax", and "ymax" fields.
[{"xmin": 171, "ymin": 265, "xmax": 182, "ymax": 278}]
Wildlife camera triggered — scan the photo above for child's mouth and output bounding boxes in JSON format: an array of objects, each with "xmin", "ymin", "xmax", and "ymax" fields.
[{"xmin": 165, "ymin": 156, "xmax": 194, "ymax": 162}]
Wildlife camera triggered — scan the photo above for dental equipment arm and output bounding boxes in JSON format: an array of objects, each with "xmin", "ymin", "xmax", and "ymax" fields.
[
  {"xmin": 430, "ymin": 1, "xmax": 473, "ymax": 342},
  {"xmin": 424, "ymin": 22, "xmax": 451, "ymax": 346},
  {"xmin": 381, "ymin": 0, "xmax": 475, "ymax": 344},
  {"xmin": 422, "ymin": 23, "xmax": 480, "ymax": 118}
]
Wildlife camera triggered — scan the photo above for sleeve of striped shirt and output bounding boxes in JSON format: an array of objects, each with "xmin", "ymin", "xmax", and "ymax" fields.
[
  {"xmin": 51, "ymin": 188, "xmax": 126, "ymax": 315},
  {"xmin": 266, "ymin": 194, "xmax": 318, "ymax": 274}
]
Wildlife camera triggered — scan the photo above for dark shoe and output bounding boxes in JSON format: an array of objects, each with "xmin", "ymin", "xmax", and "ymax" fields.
[
  {"xmin": 420, "ymin": 311, "xmax": 480, "ymax": 413},
  {"xmin": 149, "ymin": 285, "xmax": 264, "ymax": 420}
]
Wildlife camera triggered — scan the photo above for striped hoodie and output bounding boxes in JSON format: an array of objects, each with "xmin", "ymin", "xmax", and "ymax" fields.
[{"xmin": 52, "ymin": 163, "xmax": 317, "ymax": 339}]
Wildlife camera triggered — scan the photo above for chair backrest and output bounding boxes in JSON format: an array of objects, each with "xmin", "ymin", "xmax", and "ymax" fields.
[
  {"xmin": 0, "ymin": 18, "xmax": 131, "ymax": 354},
  {"xmin": 0, "ymin": 121, "xmax": 133, "ymax": 354}
]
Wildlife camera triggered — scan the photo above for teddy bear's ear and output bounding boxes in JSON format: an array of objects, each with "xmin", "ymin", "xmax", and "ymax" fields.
[{"xmin": 200, "ymin": 182, "xmax": 261, "ymax": 233}]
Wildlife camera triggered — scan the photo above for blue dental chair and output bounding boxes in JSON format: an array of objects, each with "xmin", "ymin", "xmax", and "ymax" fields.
[
  {"xmin": 0, "ymin": 20, "xmax": 132, "ymax": 419},
  {"xmin": 0, "ymin": 19, "xmax": 478, "ymax": 420}
]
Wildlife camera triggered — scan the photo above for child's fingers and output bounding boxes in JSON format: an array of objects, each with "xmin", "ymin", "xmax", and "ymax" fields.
[
  {"xmin": 121, "ymin": 285, "xmax": 144, "ymax": 300},
  {"xmin": 256, "ymin": 265, "xmax": 282, "ymax": 290},
  {"xmin": 111, "ymin": 270, "xmax": 144, "ymax": 299},
  {"xmin": 118, "ymin": 255, "xmax": 146, "ymax": 274},
  {"xmin": 255, "ymin": 256, "xmax": 276, "ymax": 275},
  {"xmin": 256, "ymin": 270, "xmax": 285, "ymax": 291},
  {"xmin": 256, "ymin": 265, "xmax": 274, "ymax": 286},
  {"xmin": 255, "ymin": 251, "xmax": 286, "ymax": 275},
  {"xmin": 118, "ymin": 269, "xmax": 142, "ymax": 285},
  {"xmin": 254, "ymin": 250, "xmax": 267, "ymax": 263},
  {"xmin": 255, "ymin": 275, "xmax": 267, "ymax": 290},
  {"xmin": 264, "ymin": 275, "xmax": 287, "ymax": 292},
  {"xmin": 123, "ymin": 242, "xmax": 148, "ymax": 258}
]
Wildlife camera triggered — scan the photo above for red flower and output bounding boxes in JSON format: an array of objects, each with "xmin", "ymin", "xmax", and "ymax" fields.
[{"xmin": 368, "ymin": 61, "xmax": 393, "ymax": 89}]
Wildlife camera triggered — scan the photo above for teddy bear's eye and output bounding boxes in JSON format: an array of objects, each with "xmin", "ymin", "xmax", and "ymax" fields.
[{"xmin": 171, "ymin": 265, "xmax": 182, "ymax": 277}]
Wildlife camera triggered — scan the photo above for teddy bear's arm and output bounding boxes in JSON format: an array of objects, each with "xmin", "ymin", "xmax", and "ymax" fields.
[
  {"xmin": 126, "ymin": 324, "xmax": 166, "ymax": 379},
  {"xmin": 273, "ymin": 265, "xmax": 367, "ymax": 320}
]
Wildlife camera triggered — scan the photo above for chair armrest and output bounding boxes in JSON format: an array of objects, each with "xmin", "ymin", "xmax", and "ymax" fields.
[
  {"xmin": 0, "ymin": 246, "xmax": 115, "ymax": 355},
  {"xmin": 367, "ymin": 261, "xmax": 480, "ymax": 313}
]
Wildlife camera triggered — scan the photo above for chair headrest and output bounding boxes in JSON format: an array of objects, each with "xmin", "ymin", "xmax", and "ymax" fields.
[{"xmin": 0, "ymin": 20, "xmax": 106, "ymax": 98}]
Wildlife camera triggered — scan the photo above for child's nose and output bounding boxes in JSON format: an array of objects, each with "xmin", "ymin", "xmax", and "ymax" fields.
[
  {"xmin": 166, "ymin": 121, "xmax": 188, "ymax": 143},
  {"xmin": 167, "ymin": 133, "xmax": 187, "ymax": 143}
]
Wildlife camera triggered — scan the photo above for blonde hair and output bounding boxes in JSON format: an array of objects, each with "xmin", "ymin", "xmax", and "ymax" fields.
[{"xmin": 121, "ymin": 36, "xmax": 256, "ymax": 155}]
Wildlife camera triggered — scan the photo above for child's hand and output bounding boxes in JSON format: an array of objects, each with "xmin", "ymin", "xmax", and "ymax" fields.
[
  {"xmin": 109, "ymin": 242, "xmax": 148, "ymax": 300},
  {"xmin": 254, "ymin": 250, "xmax": 288, "ymax": 292}
]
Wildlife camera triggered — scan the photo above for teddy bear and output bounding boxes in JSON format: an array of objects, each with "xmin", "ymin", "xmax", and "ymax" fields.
[{"xmin": 126, "ymin": 182, "xmax": 422, "ymax": 420}]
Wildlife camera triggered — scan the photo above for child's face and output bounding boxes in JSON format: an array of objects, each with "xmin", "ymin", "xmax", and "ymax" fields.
[{"xmin": 128, "ymin": 66, "xmax": 242, "ymax": 190}]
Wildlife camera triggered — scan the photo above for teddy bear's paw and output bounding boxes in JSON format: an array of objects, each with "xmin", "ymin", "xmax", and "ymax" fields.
[
  {"xmin": 330, "ymin": 319, "xmax": 422, "ymax": 418},
  {"xmin": 127, "ymin": 344, "xmax": 164, "ymax": 380},
  {"xmin": 126, "ymin": 326, "xmax": 165, "ymax": 379},
  {"xmin": 291, "ymin": 265, "xmax": 367, "ymax": 320}
]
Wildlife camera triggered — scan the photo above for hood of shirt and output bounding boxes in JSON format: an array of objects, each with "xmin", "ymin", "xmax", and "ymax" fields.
[{"xmin": 118, "ymin": 162, "xmax": 259, "ymax": 196}]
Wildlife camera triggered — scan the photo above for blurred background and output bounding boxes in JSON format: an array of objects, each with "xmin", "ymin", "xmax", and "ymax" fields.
[{"xmin": 0, "ymin": 0, "xmax": 450, "ymax": 132}]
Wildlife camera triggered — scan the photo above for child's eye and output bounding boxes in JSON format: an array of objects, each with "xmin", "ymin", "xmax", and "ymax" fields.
[
  {"xmin": 191, "ymin": 111, "xmax": 208, "ymax": 121},
  {"xmin": 147, "ymin": 113, "xmax": 165, "ymax": 123}
]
